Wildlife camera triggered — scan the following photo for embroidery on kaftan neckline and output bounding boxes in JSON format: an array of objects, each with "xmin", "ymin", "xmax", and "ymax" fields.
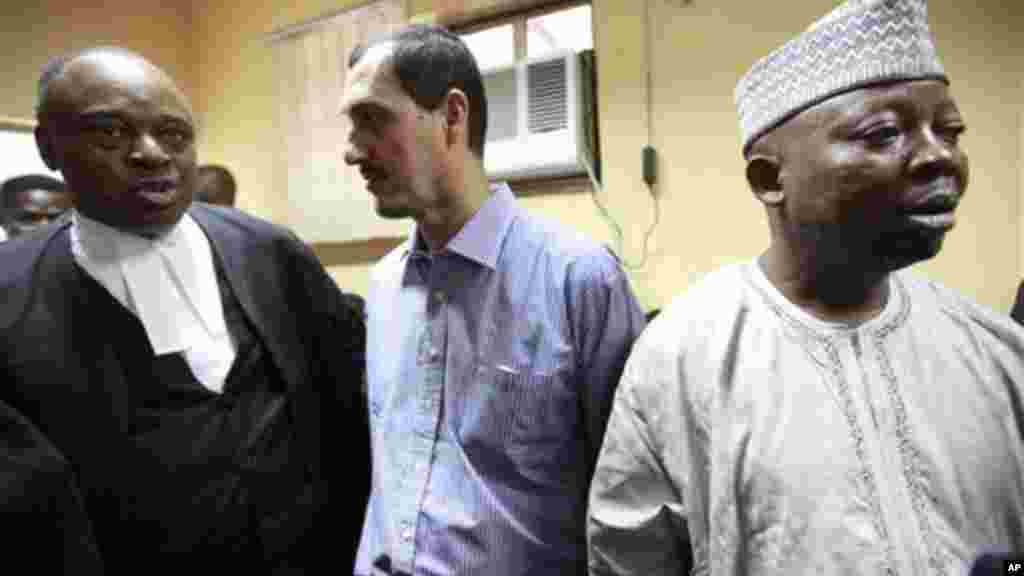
[
  {"xmin": 744, "ymin": 265, "xmax": 901, "ymax": 575},
  {"xmin": 870, "ymin": 282, "xmax": 950, "ymax": 574}
]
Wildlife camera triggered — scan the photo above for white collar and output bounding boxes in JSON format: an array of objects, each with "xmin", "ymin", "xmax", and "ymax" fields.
[{"xmin": 70, "ymin": 210, "xmax": 234, "ymax": 392}]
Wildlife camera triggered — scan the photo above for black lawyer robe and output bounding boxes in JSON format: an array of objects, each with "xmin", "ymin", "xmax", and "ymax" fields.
[
  {"xmin": 0, "ymin": 204, "xmax": 369, "ymax": 572},
  {"xmin": 0, "ymin": 398, "xmax": 103, "ymax": 573}
]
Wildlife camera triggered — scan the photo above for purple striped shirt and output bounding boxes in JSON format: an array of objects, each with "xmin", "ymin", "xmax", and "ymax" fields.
[{"xmin": 355, "ymin": 183, "xmax": 645, "ymax": 575}]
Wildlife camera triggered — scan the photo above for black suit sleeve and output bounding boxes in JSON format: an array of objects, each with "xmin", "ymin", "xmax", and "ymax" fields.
[{"xmin": 0, "ymin": 399, "xmax": 104, "ymax": 574}]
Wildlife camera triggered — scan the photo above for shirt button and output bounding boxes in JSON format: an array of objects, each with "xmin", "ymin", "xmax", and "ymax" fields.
[
  {"xmin": 429, "ymin": 348, "xmax": 441, "ymax": 361},
  {"xmin": 402, "ymin": 528, "xmax": 414, "ymax": 542}
]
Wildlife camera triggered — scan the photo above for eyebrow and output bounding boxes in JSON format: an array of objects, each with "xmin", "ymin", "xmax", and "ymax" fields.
[
  {"xmin": 933, "ymin": 98, "xmax": 962, "ymax": 115},
  {"xmin": 77, "ymin": 109, "xmax": 194, "ymax": 126},
  {"xmin": 854, "ymin": 84, "xmax": 963, "ymax": 113},
  {"xmin": 343, "ymin": 96, "xmax": 394, "ymax": 117},
  {"xmin": 847, "ymin": 93, "xmax": 911, "ymax": 115},
  {"xmin": 19, "ymin": 204, "xmax": 67, "ymax": 215},
  {"xmin": 77, "ymin": 111, "xmax": 125, "ymax": 123}
]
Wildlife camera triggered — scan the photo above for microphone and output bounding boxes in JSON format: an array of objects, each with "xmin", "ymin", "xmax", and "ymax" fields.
[{"xmin": 968, "ymin": 550, "xmax": 1023, "ymax": 576}]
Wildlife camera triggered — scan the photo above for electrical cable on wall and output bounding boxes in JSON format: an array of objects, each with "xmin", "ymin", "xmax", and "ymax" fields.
[{"xmin": 584, "ymin": 0, "xmax": 662, "ymax": 271}]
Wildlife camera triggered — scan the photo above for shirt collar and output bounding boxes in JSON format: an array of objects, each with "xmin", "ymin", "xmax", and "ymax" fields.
[
  {"xmin": 407, "ymin": 182, "xmax": 516, "ymax": 271},
  {"xmin": 72, "ymin": 209, "xmax": 186, "ymax": 260},
  {"xmin": 746, "ymin": 257, "xmax": 906, "ymax": 334},
  {"xmin": 70, "ymin": 209, "xmax": 229, "ymax": 352}
]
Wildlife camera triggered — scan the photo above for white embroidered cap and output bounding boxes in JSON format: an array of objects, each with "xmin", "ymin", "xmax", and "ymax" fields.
[{"xmin": 735, "ymin": 0, "xmax": 947, "ymax": 154}]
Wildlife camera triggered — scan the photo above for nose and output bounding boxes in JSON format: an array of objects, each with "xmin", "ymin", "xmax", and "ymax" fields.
[
  {"xmin": 344, "ymin": 146, "xmax": 364, "ymax": 166},
  {"xmin": 129, "ymin": 132, "xmax": 171, "ymax": 168},
  {"xmin": 344, "ymin": 132, "xmax": 369, "ymax": 167},
  {"xmin": 908, "ymin": 125, "xmax": 959, "ymax": 183},
  {"xmin": 344, "ymin": 123, "xmax": 376, "ymax": 167}
]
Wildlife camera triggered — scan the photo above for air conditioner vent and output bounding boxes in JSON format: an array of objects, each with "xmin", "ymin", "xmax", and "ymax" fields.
[
  {"xmin": 527, "ymin": 58, "xmax": 568, "ymax": 134},
  {"xmin": 481, "ymin": 51, "xmax": 590, "ymax": 181}
]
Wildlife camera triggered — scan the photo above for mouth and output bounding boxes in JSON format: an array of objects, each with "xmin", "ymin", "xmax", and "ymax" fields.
[
  {"xmin": 132, "ymin": 178, "xmax": 178, "ymax": 207},
  {"xmin": 360, "ymin": 167, "xmax": 388, "ymax": 191},
  {"xmin": 906, "ymin": 211, "xmax": 956, "ymax": 230},
  {"xmin": 904, "ymin": 185, "xmax": 960, "ymax": 230}
]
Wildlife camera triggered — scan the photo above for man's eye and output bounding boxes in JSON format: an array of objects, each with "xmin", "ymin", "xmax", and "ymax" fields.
[
  {"xmin": 99, "ymin": 125, "xmax": 124, "ymax": 138},
  {"xmin": 159, "ymin": 129, "xmax": 192, "ymax": 147},
  {"xmin": 354, "ymin": 115, "xmax": 376, "ymax": 132},
  {"xmin": 87, "ymin": 124, "xmax": 129, "ymax": 146},
  {"xmin": 860, "ymin": 125, "xmax": 901, "ymax": 146},
  {"xmin": 353, "ymin": 108, "xmax": 390, "ymax": 132}
]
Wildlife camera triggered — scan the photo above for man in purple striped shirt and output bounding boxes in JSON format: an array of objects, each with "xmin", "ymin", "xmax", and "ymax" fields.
[{"xmin": 341, "ymin": 23, "xmax": 646, "ymax": 576}]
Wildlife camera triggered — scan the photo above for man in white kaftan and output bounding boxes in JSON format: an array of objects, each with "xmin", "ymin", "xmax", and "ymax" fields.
[
  {"xmin": 589, "ymin": 261, "xmax": 1024, "ymax": 575},
  {"xmin": 587, "ymin": 1, "xmax": 1024, "ymax": 574}
]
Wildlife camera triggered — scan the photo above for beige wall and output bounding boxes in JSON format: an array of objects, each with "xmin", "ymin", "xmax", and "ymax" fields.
[
  {"xmin": 923, "ymin": 0, "xmax": 1021, "ymax": 311},
  {"xmin": 0, "ymin": 0, "xmax": 196, "ymax": 120},
  {"xmin": 193, "ymin": 1, "xmax": 300, "ymax": 223},
  {"xmin": 585, "ymin": 0, "xmax": 1024, "ymax": 312},
  {"xmin": 189, "ymin": 0, "xmax": 1023, "ymax": 311}
]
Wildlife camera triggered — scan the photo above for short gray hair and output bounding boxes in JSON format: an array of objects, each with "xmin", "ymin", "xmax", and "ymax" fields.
[{"xmin": 36, "ymin": 53, "xmax": 74, "ymax": 118}]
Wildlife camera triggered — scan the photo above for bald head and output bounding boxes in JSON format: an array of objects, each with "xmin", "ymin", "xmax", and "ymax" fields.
[{"xmin": 37, "ymin": 48, "xmax": 191, "ymax": 123}]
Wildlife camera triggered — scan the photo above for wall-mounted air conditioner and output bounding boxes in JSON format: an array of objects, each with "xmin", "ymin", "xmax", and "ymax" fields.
[{"xmin": 481, "ymin": 49, "xmax": 598, "ymax": 182}]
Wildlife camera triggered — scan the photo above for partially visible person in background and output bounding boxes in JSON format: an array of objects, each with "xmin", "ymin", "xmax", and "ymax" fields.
[
  {"xmin": 1, "ymin": 173, "xmax": 71, "ymax": 238},
  {"xmin": 969, "ymin": 549, "xmax": 1024, "ymax": 576},
  {"xmin": 195, "ymin": 164, "xmax": 237, "ymax": 207},
  {"xmin": 1011, "ymin": 280, "xmax": 1024, "ymax": 325}
]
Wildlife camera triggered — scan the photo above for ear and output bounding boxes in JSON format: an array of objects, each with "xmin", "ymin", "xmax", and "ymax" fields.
[
  {"xmin": 745, "ymin": 154, "xmax": 785, "ymax": 206},
  {"xmin": 34, "ymin": 124, "xmax": 58, "ymax": 171},
  {"xmin": 440, "ymin": 88, "xmax": 469, "ymax": 148}
]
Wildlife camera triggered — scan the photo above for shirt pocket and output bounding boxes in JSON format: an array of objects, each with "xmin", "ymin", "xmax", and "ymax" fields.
[
  {"xmin": 492, "ymin": 366, "xmax": 574, "ymax": 445},
  {"xmin": 457, "ymin": 363, "xmax": 577, "ymax": 482}
]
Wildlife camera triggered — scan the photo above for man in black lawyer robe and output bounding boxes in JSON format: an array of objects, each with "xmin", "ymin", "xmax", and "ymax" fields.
[{"xmin": 0, "ymin": 47, "xmax": 368, "ymax": 573}]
